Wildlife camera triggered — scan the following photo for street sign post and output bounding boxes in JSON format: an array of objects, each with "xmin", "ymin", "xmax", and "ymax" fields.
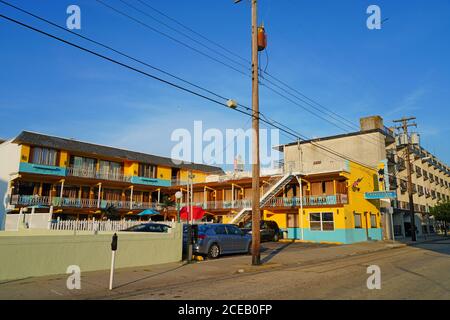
[{"xmin": 364, "ymin": 191, "xmax": 397, "ymax": 200}]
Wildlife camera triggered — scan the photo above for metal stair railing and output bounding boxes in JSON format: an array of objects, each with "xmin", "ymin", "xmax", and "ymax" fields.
[{"xmin": 230, "ymin": 173, "xmax": 295, "ymax": 224}]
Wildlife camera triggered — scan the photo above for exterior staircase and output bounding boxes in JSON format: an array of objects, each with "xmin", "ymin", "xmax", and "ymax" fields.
[{"xmin": 230, "ymin": 173, "xmax": 295, "ymax": 224}]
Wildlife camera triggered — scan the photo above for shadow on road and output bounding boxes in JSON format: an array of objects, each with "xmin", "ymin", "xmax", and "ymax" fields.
[
  {"xmin": 113, "ymin": 263, "xmax": 188, "ymax": 290},
  {"xmin": 409, "ymin": 237, "xmax": 450, "ymax": 256},
  {"xmin": 261, "ymin": 242, "xmax": 294, "ymax": 264}
]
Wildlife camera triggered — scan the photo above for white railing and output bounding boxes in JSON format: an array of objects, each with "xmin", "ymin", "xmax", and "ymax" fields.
[
  {"xmin": 10, "ymin": 195, "xmax": 160, "ymax": 210},
  {"xmin": 10, "ymin": 195, "xmax": 51, "ymax": 206},
  {"xmin": 265, "ymin": 194, "xmax": 349, "ymax": 207},
  {"xmin": 174, "ymin": 194, "xmax": 349, "ymax": 210},
  {"xmin": 66, "ymin": 166, "xmax": 132, "ymax": 182},
  {"xmin": 50, "ymin": 219, "xmax": 177, "ymax": 232},
  {"xmin": 284, "ymin": 160, "xmax": 350, "ymax": 174}
]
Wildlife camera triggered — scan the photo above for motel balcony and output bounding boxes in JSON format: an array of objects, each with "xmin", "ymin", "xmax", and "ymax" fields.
[
  {"xmin": 175, "ymin": 194, "xmax": 349, "ymax": 211},
  {"xmin": 66, "ymin": 167, "xmax": 132, "ymax": 183},
  {"xmin": 9, "ymin": 194, "xmax": 159, "ymax": 210}
]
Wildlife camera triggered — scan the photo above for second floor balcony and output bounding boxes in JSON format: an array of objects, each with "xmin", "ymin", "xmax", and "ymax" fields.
[
  {"xmin": 66, "ymin": 166, "xmax": 132, "ymax": 183},
  {"xmin": 10, "ymin": 194, "xmax": 159, "ymax": 211},
  {"xmin": 175, "ymin": 194, "xmax": 349, "ymax": 211}
]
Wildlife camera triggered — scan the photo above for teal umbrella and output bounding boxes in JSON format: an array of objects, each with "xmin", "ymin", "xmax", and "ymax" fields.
[
  {"xmin": 138, "ymin": 209, "xmax": 160, "ymax": 216},
  {"xmin": 27, "ymin": 205, "xmax": 49, "ymax": 209}
]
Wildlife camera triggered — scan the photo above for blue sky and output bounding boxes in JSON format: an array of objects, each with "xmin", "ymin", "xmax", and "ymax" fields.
[{"xmin": 0, "ymin": 0, "xmax": 449, "ymax": 168}]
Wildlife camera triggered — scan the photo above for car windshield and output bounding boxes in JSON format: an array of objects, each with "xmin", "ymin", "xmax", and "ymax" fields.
[{"xmin": 243, "ymin": 221, "xmax": 252, "ymax": 229}]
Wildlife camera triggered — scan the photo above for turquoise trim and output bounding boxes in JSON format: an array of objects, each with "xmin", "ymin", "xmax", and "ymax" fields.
[
  {"xmin": 286, "ymin": 228, "xmax": 383, "ymax": 244},
  {"xmin": 19, "ymin": 162, "xmax": 66, "ymax": 176},
  {"xmin": 130, "ymin": 176, "xmax": 171, "ymax": 187}
]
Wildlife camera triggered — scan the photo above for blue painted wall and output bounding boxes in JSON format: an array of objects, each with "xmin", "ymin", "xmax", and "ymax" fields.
[
  {"xmin": 130, "ymin": 176, "xmax": 171, "ymax": 187},
  {"xmin": 19, "ymin": 162, "xmax": 66, "ymax": 176},
  {"xmin": 287, "ymin": 228, "xmax": 383, "ymax": 244}
]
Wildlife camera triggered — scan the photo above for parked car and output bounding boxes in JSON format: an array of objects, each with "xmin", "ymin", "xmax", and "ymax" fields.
[
  {"xmin": 122, "ymin": 223, "xmax": 171, "ymax": 233},
  {"xmin": 183, "ymin": 223, "xmax": 252, "ymax": 259},
  {"xmin": 240, "ymin": 220, "xmax": 282, "ymax": 242}
]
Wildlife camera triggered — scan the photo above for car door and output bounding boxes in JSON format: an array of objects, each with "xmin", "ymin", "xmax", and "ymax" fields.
[
  {"xmin": 225, "ymin": 225, "xmax": 246, "ymax": 252},
  {"xmin": 260, "ymin": 221, "xmax": 270, "ymax": 241},
  {"xmin": 213, "ymin": 225, "xmax": 233, "ymax": 253}
]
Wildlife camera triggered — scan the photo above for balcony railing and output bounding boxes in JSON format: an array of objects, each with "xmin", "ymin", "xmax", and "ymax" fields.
[
  {"xmin": 10, "ymin": 195, "xmax": 159, "ymax": 210},
  {"xmin": 175, "ymin": 194, "xmax": 348, "ymax": 210},
  {"xmin": 265, "ymin": 194, "xmax": 348, "ymax": 207},
  {"xmin": 66, "ymin": 167, "xmax": 132, "ymax": 183}
]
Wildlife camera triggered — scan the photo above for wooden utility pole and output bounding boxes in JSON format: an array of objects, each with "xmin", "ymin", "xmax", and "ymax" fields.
[
  {"xmin": 394, "ymin": 117, "xmax": 417, "ymax": 242},
  {"xmin": 234, "ymin": 0, "xmax": 261, "ymax": 265},
  {"xmin": 250, "ymin": 0, "xmax": 261, "ymax": 266}
]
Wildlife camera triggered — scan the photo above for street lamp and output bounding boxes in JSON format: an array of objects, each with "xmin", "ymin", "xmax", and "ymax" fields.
[{"xmin": 175, "ymin": 191, "xmax": 182, "ymax": 223}]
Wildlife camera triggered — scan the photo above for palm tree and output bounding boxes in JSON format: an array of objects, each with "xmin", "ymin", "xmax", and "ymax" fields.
[
  {"xmin": 100, "ymin": 204, "xmax": 120, "ymax": 221},
  {"xmin": 159, "ymin": 195, "xmax": 175, "ymax": 221}
]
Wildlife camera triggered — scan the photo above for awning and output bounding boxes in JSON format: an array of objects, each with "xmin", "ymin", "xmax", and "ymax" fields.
[{"xmin": 137, "ymin": 209, "xmax": 160, "ymax": 216}]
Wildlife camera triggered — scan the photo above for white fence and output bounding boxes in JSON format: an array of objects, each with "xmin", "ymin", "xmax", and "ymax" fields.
[
  {"xmin": 49, "ymin": 219, "xmax": 177, "ymax": 232},
  {"xmin": 4, "ymin": 212, "xmax": 52, "ymax": 231}
]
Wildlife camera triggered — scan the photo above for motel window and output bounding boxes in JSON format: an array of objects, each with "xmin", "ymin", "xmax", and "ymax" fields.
[
  {"xmin": 30, "ymin": 147, "xmax": 58, "ymax": 166},
  {"xmin": 310, "ymin": 212, "xmax": 334, "ymax": 231},
  {"xmin": 370, "ymin": 214, "xmax": 377, "ymax": 229},
  {"xmin": 139, "ymin": 163, "xmax": 157, "ymax": 178},
  {"xmin": 71, "ymin": 156, "xmax": 96, "ymax": 175},
  {"xmin": 99, "ymin": 160, "xmax": 122, "ymax": 177},
  {"xmin": 354, "ymin": 213, "xmax": 362, "ymax": 229}
]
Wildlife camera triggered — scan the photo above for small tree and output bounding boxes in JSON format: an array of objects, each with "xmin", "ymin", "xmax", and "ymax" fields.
[
  {"xmin": 430, "ymin": 201, "xmax": 450, "ymax": 236},
  {"xmin": 159, "ymin": 195, "xmax": 175, "ymax": 221},
  {"xmin": 101, "ymin": 204, "xmax": 120, "ymax": 221}
]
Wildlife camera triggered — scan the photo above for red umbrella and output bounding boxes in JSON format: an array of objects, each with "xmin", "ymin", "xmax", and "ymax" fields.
[{"xmin": 180, "ymin": 206, "xmax": 206, "ymax": 221}]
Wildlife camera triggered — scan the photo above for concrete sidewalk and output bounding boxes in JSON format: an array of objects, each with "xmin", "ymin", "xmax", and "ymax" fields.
[
  {"xmin": 396, "ymin": 234, "xmax": 449, "ymax": 246},
  {"xmin": 0, "ymin": 238, "xmax": 421, "ymax": 300}
]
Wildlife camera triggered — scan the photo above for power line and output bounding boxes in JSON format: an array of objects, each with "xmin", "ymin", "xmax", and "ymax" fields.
[
  {"xmin": 136, "ymin": 0, "xmax": 250, "ymax": 64},
  {"xmin": 95, "ymin": 0, "xmax": 250, "ymax": 77},
  {"xmin": 118, "ymin": 0, "xmax": 249, "ymax": 70},
  {"xmin": 0, "ymin": 10, "xmax": 378, "ymax": 172},
  {"xmin": 0, "ymin": 0, "xmax": 231, "ymax": 103},
  {"xmin": 0, "ymin": 11, "xmax": 307, "ymax": 144},
  {"xmin": 108, "ymin": 0, "xmax": 384, "ymax": 149},
  {"xmin": 124, "ymin": 1, "xmax": 371, "ymax": 136}
]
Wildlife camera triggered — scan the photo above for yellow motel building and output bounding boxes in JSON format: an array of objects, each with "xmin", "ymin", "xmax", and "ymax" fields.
[
  {"xmin": 166, "ymin": 160, "xmax": 384, "ymax": 244},
  {"xmin": 1, "ymin": 131, "xmax": 384, "ymax": 244},
  {"xmin": 0, "ymin": 131, "xmax": 222, "ymax": 222}
]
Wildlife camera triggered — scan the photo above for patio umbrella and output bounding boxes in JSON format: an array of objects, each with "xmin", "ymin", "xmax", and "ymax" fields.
[
  {"xmin": 179, "ymin": 206, "xmax": 205, "ymax": 221},
  {"xmin": 137, "ymin": 209, "xmax": 160, "ymax": 216},
  {"xmin": 26, "ymin": 205, "xmax": 49, "ymax": 209}
]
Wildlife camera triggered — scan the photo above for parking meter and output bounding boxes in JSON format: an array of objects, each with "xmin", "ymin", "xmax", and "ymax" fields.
[
  {"xmin": 111, "ymin": 233, "xmax": 118, "ymax": 251},
  {"xmin": 109, "ymin": 233, "xmax": 118, "ymax": 290},
  {"xmin": 191, "ymin": 224, "xmax": 199, "ymax": 244}
]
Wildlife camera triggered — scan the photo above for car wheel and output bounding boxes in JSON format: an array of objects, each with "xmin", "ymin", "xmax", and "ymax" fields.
[
  {"xmin": 207, "ymin": 243, "xmax": 220, "ymax": 259},
  {"xmin": 247, "ymin": 242, "xmax": 252, "ymax": 255}
]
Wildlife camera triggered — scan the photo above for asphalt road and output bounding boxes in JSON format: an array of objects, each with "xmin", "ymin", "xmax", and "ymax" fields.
[
  {"xmin": 123, "ymin": 240, "xmax": 450, "ymax": 300},
  {"xmin": 1, "ymin": 239, "xmax": 449, "ymax": 300}
]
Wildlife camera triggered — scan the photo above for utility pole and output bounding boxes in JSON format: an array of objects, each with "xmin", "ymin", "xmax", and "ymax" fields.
[
  {"xmin": 250, "ymin": 0, "xmax": 261, "ymax": 266},
  {"xmin": 234, "ymin": 0, "xmax": 261, "ymax": 265},
  {"xmin": 394, "ymin": 117, "xmax": 417, "ymax": 241}
]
